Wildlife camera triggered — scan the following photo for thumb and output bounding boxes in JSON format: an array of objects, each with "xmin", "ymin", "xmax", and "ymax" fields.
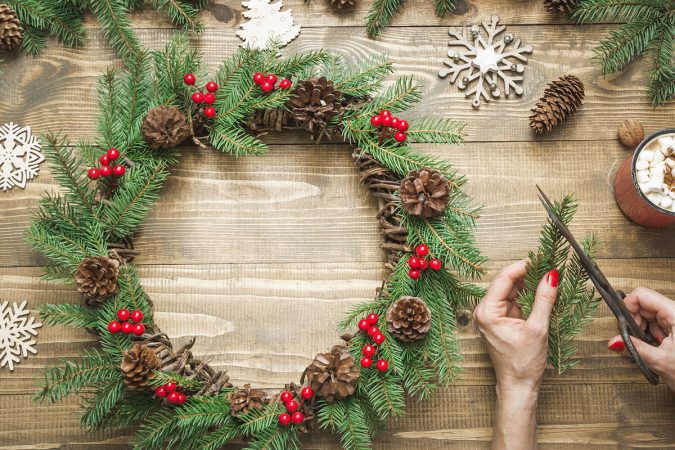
[
  {"xmin": 527, "ymin": 269, "xmax": 559, "ymax": 327},
  {"xmin": 608, "ymin": 335, "xmax": 663, "ymax": 374}
]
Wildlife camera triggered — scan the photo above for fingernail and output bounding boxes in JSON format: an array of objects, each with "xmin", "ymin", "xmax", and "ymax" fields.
[
  {"xmin": 656, "ymin": 335, "xmax": 664, "ymax": 344},
  {"xmin": 546, "ymin": 269, "xmax": 559, "ymax": 287},
  {"xmin": 608, "ymin": 340, "xmax": 625, "ymax": 352}
]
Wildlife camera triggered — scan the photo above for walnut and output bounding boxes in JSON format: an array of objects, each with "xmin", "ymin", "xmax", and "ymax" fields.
[{"xmin": 617, "ymin": 119, "xmax": 644, "ymax": 148}]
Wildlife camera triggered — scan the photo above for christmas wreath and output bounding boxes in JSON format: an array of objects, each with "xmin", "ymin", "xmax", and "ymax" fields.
[{"xmin": 30, "ymin": 34, "xmax": 486, "ymax": 450}]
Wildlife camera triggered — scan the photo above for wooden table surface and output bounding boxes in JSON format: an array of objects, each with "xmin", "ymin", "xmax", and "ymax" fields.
[{"xmin": 1, "ymin": 0, "xmax": 675, "ymax": 448}]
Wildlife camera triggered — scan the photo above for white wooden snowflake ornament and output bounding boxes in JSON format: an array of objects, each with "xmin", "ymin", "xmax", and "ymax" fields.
[
  {"xmin": 0, "ymin": 301, "xmax": 42, "ymax": 371},
  {"xmin": 438, "ymin": 16, "xmax": 533, "ymax": 108},
  {"xmin": 0, "ymin": 122, "xmax": 44, "ymax": 191},
  {"xmin": 236, "ymin": 0, "xmax": 301, "ymax": 50}
]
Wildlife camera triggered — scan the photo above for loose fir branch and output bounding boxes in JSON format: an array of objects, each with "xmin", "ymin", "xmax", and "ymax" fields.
[{"xmin": 366, "ymin": 0, "xmax": 457, "ymax": 38}]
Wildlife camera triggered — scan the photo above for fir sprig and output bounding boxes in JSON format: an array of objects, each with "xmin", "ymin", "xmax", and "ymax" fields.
[{"xmin": 367, "ymin": 0, "xmax": 457, "ymax": 37}]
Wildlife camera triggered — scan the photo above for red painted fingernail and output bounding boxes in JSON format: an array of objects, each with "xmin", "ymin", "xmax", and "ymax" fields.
[
  {"xmin": 546, "ymin": 269, "xmax": 559, "ymax": 287},
  {"xmin": 656, "ymin": 335, "xmax": 664, "ymax": 344},
  {"xmin": 608, "ymin": 340, "xmax": 625, "ymax": 352}
]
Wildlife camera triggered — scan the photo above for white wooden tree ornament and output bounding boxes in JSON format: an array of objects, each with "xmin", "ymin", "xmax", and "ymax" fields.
[
  {"xmin": 236, "ymin": 0, "xmax": 301, "ymax": 50},
  {"xmin": 0, "ymin": 122, "xmax": 44, "ymax": 191},
  {"xmin": 0, "ymin": 301, "xmax": 42, "ymax": 371}
]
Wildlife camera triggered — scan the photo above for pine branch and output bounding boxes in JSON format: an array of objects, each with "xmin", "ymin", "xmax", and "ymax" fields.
[
  {"xmin": 405, "ymin": 116, "xmax": 465, "ymax": 145},
  {"xmin": 435, "ymin": 0, "xmax": 456, "ymax": 16},
  {"xmin": 39, "ymin": 303, "xmax": 100, "ymax": 329},
  {"xmin": 317, "ymin": 397, "xmax": 373, "ymax": 450},
  {"xmin": 244, "ymin": 425, "xmax": 301, "ymax": 450},
  {"xmin": 366, "ymin": 0, "xmax": 406, "ymax": 38},
  {"xmin": 81, "ymin": 379, "xmax": 126, "ymax": 430},
  {"xmin": 150, "ymin": 0, "xmax": 203, "ymax": 32}
]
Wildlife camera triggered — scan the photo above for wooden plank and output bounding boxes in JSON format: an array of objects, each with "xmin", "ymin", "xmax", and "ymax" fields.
[
  {"xmin": 1, "ymin": 142, "xmax": 673, "ymax": 268},
  {"xmin": 1, "ymin": 27, "xmax": 672, "ymax": 143}
]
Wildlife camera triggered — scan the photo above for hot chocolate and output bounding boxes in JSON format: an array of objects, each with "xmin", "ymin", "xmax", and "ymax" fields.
[{"xmin": 635, "ymin": 133, "xmax": 675, "ymax": 212}]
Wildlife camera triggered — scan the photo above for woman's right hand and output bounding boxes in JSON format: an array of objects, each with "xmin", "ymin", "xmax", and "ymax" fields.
[{"xmin": 608, "ymin": 287, "xmax": 675, "ymax": 391}]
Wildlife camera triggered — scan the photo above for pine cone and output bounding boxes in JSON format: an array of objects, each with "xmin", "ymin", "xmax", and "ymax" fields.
[
  {"xmin": 141, "ymin": 105, "xmax": 190, "ymax": 150},
  {"xmin": 288, "ymin": 77, "xmax": 343, "ymax": 138},
  {"xmin": 0, "ymin": 3, "xmax": 23, "ymax": 50},
  {"xmin": 329, "ymin": 0, "xmax": 355, "ymax": 9},
  {"xmin": 386, "ymin": 296, "xmax": 432, "ymax": 342},
  {"xmin": 229, "ymin": 384, "xmax": 269, "ymax": 416},
  {"xmin": 543, "ymin": 0, "xmax": 578, "ymax": 15},
  {"xmin": 617, "ymin": 119, "xmax": 644, "ymax": 148},
  {"xmin": 302, "ymin": 345, "xmax": 359, "ymax": 403},
  {"xmin": 529, "ymin": 75, "xmax": 584, "ymax": 135},
  {"xmin": 248, "ymin": 107, "xmax": 292, "ymax": 132},
  {"xmin": 75, "ymin": 257, "xmax": 120, "ymax": 306},
  {"xmin": 120, "ymin": 344, "xmax": 161, "ymax": 390},
  {"xmin": 399, "ymin": 168, "xmax": 450, "ymax": 218}
]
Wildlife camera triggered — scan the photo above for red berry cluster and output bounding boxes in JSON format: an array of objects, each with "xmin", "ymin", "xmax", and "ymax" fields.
[
  {"xmin": 357, "ymin": 313, "xmax": 389, "ymax": 372},
  {"xmin": 155, "ymin": 381, "xmax": 187, "ymax": 405},
  {"xmin": 107, "ymin": 309, "xmax": 146, "ymax": 336},
  {"xmin": 370, "ymin": 110, "xmax": 409, "ymax": 143},
  {"xmin": 278, "ymin": 387, "xmax": 312, "ymax": 426},
  {"xmin": 408, "ymin": 244, "xmax": 442, "ymax": 279},
  {"xmin": 253, "ymin": 72, "xmax": 291, "ymax": 93},
  {"xmin": 184, "ymin": 73, "xmax": 218, "ymax": 118},
  {"xmin": 88, "ymin": 148, "xmax": 125, "ymax": 180}
]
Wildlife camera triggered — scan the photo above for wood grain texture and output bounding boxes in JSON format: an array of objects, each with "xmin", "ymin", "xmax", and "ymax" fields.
[{"xmin": 1, "ymin": 3, "xmax": 674, "ymax": 449}]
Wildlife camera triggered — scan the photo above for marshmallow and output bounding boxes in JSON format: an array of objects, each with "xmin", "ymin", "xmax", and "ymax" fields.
[
  {"xmin": 661, "ymin": 145, "xmax": 673, "ymax": 156},
  {"xmin": 665, "ymin": 158, "xmax": 675, "ymax": 169},
  {"xmin": 636, "ymin": 160, "xmax": 649, "ymax": 170},
  {"xmin": 660, "ymin": 196, "xmax": 673, "ymax": 209},
  {"xmin": 670, "ymin": 190, "xmax": 675, "ymax": 200},
  {"xmin": 645, "ymin": 177, "xmax": 664, "ymax": 193},
  {"xmin": 653, "ymin": 150, "xmax": 666, "ymax": 162},
  {"xmin": 637, "ymin": 170, "xmax": 650, "ymax": 183},
  {"xmin": 657, "ymin": 136, "xmax": 674, "ymax": 149},
  {"xmin": 647, "ymin": 192, "xmax": 665, "ymax": 204},
  {"xmin": 639, "ymin": 150, "xmax": 655, "ymax": 162}
]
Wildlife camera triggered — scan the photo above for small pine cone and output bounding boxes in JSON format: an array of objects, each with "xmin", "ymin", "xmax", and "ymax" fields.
[
  {"xmin": 329, "ymin": 0, "xmax": 355, "ymax": 9},
  {"xmin": 141, "ymin": 105, "xmax": 190, "ymax": 150},
  {"xmin": 248, "ymin": 107, "xmax": 292, "ymax": 132},
  {"xmin": 229, "ymin": 384, "xmax": 269, "ymax": 416},
  {"xmin": 543, "ymin": 0, "xmax": 578, "ymax": 15},
  {"xmin": 399, "ymin": 168, "xmax": 451, "ymax": 218},
  {"xmin": 386, "ymin": 296, "xmax": 432, "ymax": 342},
  {"xmin": 75, "ymin": 257, "xmax": 120, "ymax": 306},
  {"xmin": 617, "ymin": 119, "xmax": 644, "ymax": 148},
  {"xmin": 120, "ymin": 344, "xmax": 161, "ymax": 390},
  {"xmin": 0, "ymin": 3, "xmax": 23, "ymax": 50},
  {"xmin": 529, "ymin": 75, "xmax": 584, "ymax": 135},
  {"xmin": 288, "ymin": 77, "xmax": 343, "ymax": 138},
  {"xmin": 302, "ymin": 345, "xmax": 359, "ymax": 403}
]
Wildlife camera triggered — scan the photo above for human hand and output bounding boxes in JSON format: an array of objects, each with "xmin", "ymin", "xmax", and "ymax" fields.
[{"xmin": 607, "ymin": 287, "xmax": 675, "ymax": 391}]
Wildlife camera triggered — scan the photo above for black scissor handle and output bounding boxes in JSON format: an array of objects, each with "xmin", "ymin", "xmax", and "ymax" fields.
[{"xmin": 616, "ymin": 291, "xmax": 660, "ymax": 385}]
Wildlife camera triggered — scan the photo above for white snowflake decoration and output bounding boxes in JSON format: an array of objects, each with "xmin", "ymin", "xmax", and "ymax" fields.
[
  {"xmin": 438, "ymin": 15, "xmax": 533, "ymax": 108},
  {"xmin": 236, "ymin": 0, "xmax": 301, "ymax": 50},
  {"xmin": 0, "ymin": 122, "xmax": 44, "ymax": 191},
  {"xmin": 0, "ymin": 301, "xmax": 42, "ymax": 371}
]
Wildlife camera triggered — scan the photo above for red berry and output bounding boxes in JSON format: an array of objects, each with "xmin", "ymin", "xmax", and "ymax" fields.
[
  {"xmin": 279, "ymin": 79, "xmax": 291, "ymax": 90},
  {"xmin": 132, "ymin": 323, "xmax": 145, "ymax": 336},
  {"xmin": 397, "ymin": 120, "xmax": 409, "ymax": 132},
  {"xmin": 107, "ymin": 321, "xmax": 122, "ymax": 333},
  {"xmin": 204, "ymin": 93, "xmax": 216, "ymax": 104},
  {"xmin": 415, "ymin": 244, "xmax": 429, "ymax": 257},
  {"xmin": 155, "ymin": 386, "xmax": 167, "ymax": 397},
  {"xmin": 279, "ymin": 413, "xmax": 291, "ymax": 426},
  {"xmin": 165, "ymin": 382, "xmax": 177, "ymax": 393},
  {"xmin": 360, "ymin": 356, "xmax": 373, "ymax": 368},
  {"xmin": 100, "ymin": 165, "xmax": 112, "ymax": 177},
  {"xmin": 409, "ymin": 269, "xmax": 421, "ymax": 279},
  {"xmin": 301, "ymin": 387, "xmax": 313, "ymax": 400},
  {"xmin": 394, "ymin": 132, "xmax": 406, "ymax": 142},
  {"xmin": 183, "ymin": 73, "xmax": 196, "ymax": 85},
  {"xmin": 261, "ymin": 81, "xmax": 274, "ymax": 92},
  {"xmin": 253, "ymin": 72, "xmax": 265, "ymax": 84},
  {"xmin": 88, "ymin": 168, "xmax": 100, "ymax": 180},
  {"xmin": 390, "ymin": 117, "xmax": 400, "ymax": 128},
  {"xmin": 117, "ymin": 309, "xmax": 130, "ymax": 322},
  {"xmin": 368, "ymin": 326, "xmax": 380, "ymax": 337},
  {"xmin": 131, "ymin": 310, "xmax": 144, "ymax": 323},
  {"xmin": 362, "ymin": 344, "xmax": 376, "ymax": 357},
  {"xmin": 177, "ymin": 393, "xmax": 187, "ymax": 405},
  {"xmin": 266, "ymin": 74, "xmax": 277, "ymax": 84},
  {"xmin": 204, "ymin": 106, "xmax": 216, "ymax": 118},
  {"xmin": 291, "ymin": 411, "xmax": 305, "ymax": 425},
  {"xmin": 107, "ymin": 148, "xmax": 120, "ymax": 160},
  {"xmin": 429, "ymin": 259, "xmax": 442, "ymax": 271},
  {"xmin": 99, "ymin": 154, "xmax": 110, "ymax": 166},
  {"xmin": 380, "ymin": 110, "xmax": 392, "ymax": 118},
  {"xmin": 113, "ymin": 165, "xmax": 125, "ymax": 177},
  {"xmin": 408, "ymin": 256, "xmax": 420, "ymax": 269},
  {"xmin": 280, "ymin": 391, "xmax": 293, "ymax": 403},
  {"xmin": 376, "ymin": 360, "xmax": 389, "ymax": 372},
  {"xmin": 358, "ymin": 319, "xmax": 370, "ymax": 331},
  {"xmin": 382, "ymin": 115, "xmax": 392, "ymax": 127},
  {"xmin": 286, "ymin": 400, "xmax": 299, "ymax": 412},
  {"xmin": 370, "ymin": 115, "xmax": 382, "ymax": 127},
  {"xmin": 121, "ymin": 321, "xmax": 133, "ymax": 334},
  {"xmin": 205, "ymin": 81, "xmax": 218, "ymax": 93},
  {"xmin": 167, "ymin": 392, "xmax": 180, "ymax": 404},
  {"xmin": 373, "ymin": 333, "xmax": 385, "ymax": 345},
  {"xmin": 418, "ymin": 258, "xmax": 428, "ymax": 270},
  {"xmin": 366, "ymin": 313, "xmax": 379, "ymax": 325},
  {"xmin": 192, "ymin": 92, "xmax": 204, "ymax": 103}
]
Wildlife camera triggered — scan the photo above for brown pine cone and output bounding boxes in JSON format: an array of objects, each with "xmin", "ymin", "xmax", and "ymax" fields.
[
  {"xmin": 399, "ymin": 168, "xmax": 451, "ymax": 218},
  {"xmin": 75, "ymin": 257, "xmax": 120, "ymax": 306},
  {"xmin": 288, "ymin": 77, "xmax": 343, "ymax": 138},
  {"xmin": 543, "ymin": 0, "xmax": 578, "ymax": 15},
  {"xmin": 248, "ymin": 107, "xmax": 292, "ymax": 133},
  {"xmin": 120, "ymin": 344, "xmax": 161, "ymax": 390},
  {"xmin": 386, "ymin": 296, "xmax": 432, "ymax": 342},
  {"xmin": 141, "ymin": 105, "xmax": 190, "ymax": 150},
  {"xmin": 0, "ymin": 3, "xmax": 22, "ymax": 50},
  {"xmin": 302, "ymin": 345, "xmax": 359, "ymax": 403},
  {"xmin": 329, "ymin": 0, "xmax": 355, "ymax": 9},
  {"xmin": 229, "ymin": 384, "xmax": 269, "ymax": 416},
  {"xmin": 529, "ymin": 75, "xmax": 584, "ymax": 135}
]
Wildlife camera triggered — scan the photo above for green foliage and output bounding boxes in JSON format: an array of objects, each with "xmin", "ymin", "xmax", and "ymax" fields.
[
  {"xmin": 573, "ymin": 0, "xmax": 675, "ymax": 106},
  {"xmin": 39, "ymin": 303, "xmax": 100, "ymax": 329},
  {"xmin": 318, "ymin": 397, "xmax": 373, "ymax": 450},
  {"xmin": 517, "ymin": 195, "xmax": 602, "ymax": 373},
  {"xmin": 367, "ymin": 0, "xmax": 457, "ymax": 37}
]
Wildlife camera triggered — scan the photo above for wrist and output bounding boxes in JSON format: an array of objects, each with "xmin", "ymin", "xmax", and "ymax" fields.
[{"xmin": 495, "ymin": 381, "xmax": 539, "ymax": 406}]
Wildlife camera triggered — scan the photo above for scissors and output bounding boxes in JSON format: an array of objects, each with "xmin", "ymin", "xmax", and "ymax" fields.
[{"xmin": 536, "ymin": 186, "xmax": 660, "ymax": 385}]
